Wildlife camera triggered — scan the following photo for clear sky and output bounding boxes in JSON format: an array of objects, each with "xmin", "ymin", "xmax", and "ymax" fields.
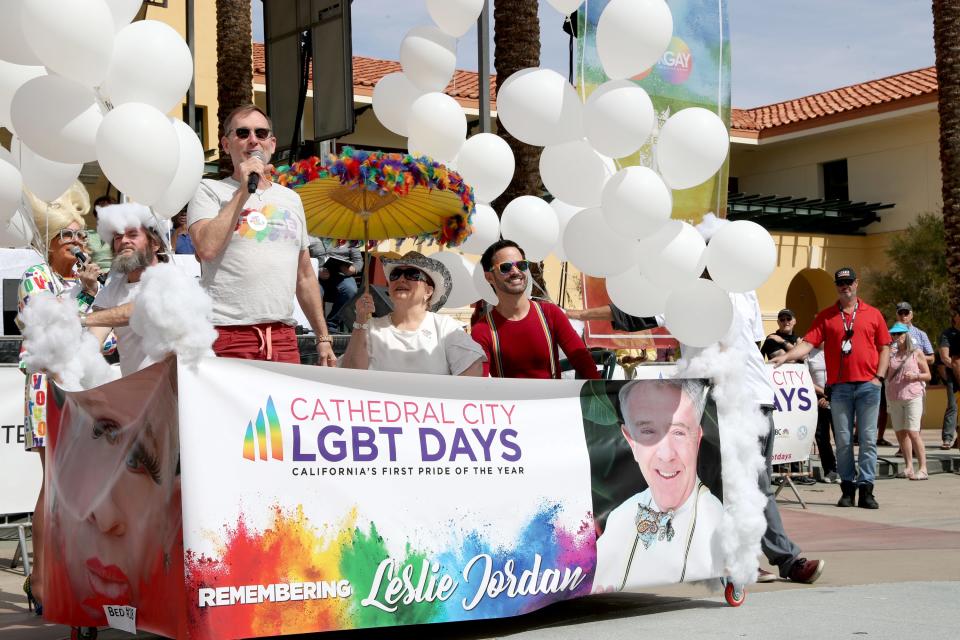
[{"xmin": 252, "ymin": 0, "xmax": 934, "ymax": 109}]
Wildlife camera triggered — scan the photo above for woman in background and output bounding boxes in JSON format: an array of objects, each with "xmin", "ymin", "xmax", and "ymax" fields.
[{"xmin": 886, "ymin": 322, "xmax": 931, "ymax": 480}]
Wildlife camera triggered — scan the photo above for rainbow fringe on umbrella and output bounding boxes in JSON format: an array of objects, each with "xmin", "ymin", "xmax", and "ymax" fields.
[{"xmin": 275, "ymin": 148, "xmax": 476, "ymax": 247}]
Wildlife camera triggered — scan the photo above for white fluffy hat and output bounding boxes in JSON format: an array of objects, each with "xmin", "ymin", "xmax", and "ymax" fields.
[{"xmin": 96, "ymin": 202, "xmax": 161, "ymax": 240}]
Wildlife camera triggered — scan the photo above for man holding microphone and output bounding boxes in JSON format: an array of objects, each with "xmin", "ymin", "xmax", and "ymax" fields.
[{"xmin": 187, "ymin": 104, "xmax": 335, "ymax": 365}]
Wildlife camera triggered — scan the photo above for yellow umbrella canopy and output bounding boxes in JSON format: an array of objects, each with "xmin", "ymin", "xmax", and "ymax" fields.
[{"xmin": 275, "ymin": 148, "xmax": 476, "ymax": 246}]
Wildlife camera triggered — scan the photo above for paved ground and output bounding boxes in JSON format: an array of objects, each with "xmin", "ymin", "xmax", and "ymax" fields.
[{"xmin": 1, "ymin": 440, "xmax": 958, "ymax": 639}]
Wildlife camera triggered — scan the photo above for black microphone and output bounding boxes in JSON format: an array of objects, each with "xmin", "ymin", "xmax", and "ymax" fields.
[
  {"xmin": 70, "ymin": 246, "xmax": 108, "ymax": 285},
  {"xmin": 247, "ymin": 150, "xmax": 265, "ymax": 194}
]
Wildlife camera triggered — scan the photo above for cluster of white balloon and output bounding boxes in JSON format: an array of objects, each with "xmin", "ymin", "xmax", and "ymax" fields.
[
  {"xmin": 0, "ymin": 0, "xmax": 203, "ymax": 247},
  {"xmin": 493, "ymin": 0, "xmax": 776, "ymax": 346}
]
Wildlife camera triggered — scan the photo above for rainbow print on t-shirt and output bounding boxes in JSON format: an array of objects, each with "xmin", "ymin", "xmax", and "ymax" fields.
[{"xmin": 236, "ymin": 204, "xmax": 300, "ymax": 242}]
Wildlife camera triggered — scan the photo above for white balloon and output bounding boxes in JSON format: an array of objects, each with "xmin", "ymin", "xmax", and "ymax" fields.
[
  {"xmin": 549, "ymin": 199, "xmax": 582, "ymax": 261},
  {"xmin": 601, "ymin": 166, "xmax": 672, "ymax": 239},
  {"xmin": 471, "ymin": 259, "xmax": 500, "ymax": 305},
  {"xmin": 0, "ymin": 210, "xmax": 34, "ymax": 247},
  {"xmin": 0, "ymin": 2, "xmax": 42, "ymax": 65},
  {"xmin": 540, "ymin": 139, "xmax": 610, "ymax": 208},
  {"xmin": 150, "ymin": 119, "xmax": 205, "ymax": 218},
  {"xmin": 606, "ymin": 265, "xmax": 670, "ymax": 317},
  {"xmin": 372, "ymin": 73, "xmax": 422, "ymax": 136},
  {"xmin": 11, "ymin": 139, "xmax": 82, "ymax": 202},
  {"xmin": 664, "ymin": 279, "xmax": 733, "ymax": 348},
  {"xmin": 399, "ymin": 26, "xmax": 457, "ymax": 92},
  {"xmin": 500, "ymin": 196, "xmax": 558, "ymax": 262},
  {"xmin": 563, "ymin": 207, "xmax": 638, "ymax": 277},
  {"xmin": 432, "ymin": 251, "xmax": 480, "ymax": 308},
  {"xmin": 21, "ymin": 0, "xmax": 114, "ymax": 87},
  {"xmin": 460, "ymin": 203, "xmax": 500, "ymax": 255},
  {"xmin": 456, "ymin": 134, "xmax": 515, "ymax": 204},
  {"xmin": 705, "ymin": 220, "xmax": 777, "ymax": 293},
  {"xmin": 105, "ymin": 0, "xmax": 142, "ymax": 31},
  {"xmin": 0, "ymin": 61, "xmax": 44, "ymax": 134},
  {"xmin": 102, "ymin": 21, "xmax": 194, "ymax": 113},
  {"xmin": 546, "ymin": 0, "xmax": 584, "ymax": 13},
  {"xmin": 496, "ymin": 68, "xmax": 584, "ymax": 146},
  {"xmin": 11, "ymin": 75, "xmax": 104, "ymax": 163},
  {"xmin": 96, "ymin": 103, "xmax": 180, "ymax": 204},
  {"xmin": 656, "ymin": 107, "xmax": 730, "ymax": 190},
  {"xmin": 0, "ymin": 155, "xmax": 22, "ymax": 221},
  {"xmin": 596, "ymin": 0, "xmax": 673, "ymax": 80},
  {"xmin": 407, "ymin": 92, "xmax": 467, "ymax": 163},
  {"xmin": 585, "ymin": 80, "xmax": 654, "ymax": 158},
  {"xmin": 426, "ymin": 0, "xmax": 484, "ymax": 37},
  {"xmin": 637, "ymin": 220, "xmax": 706, "ymax": 289}
]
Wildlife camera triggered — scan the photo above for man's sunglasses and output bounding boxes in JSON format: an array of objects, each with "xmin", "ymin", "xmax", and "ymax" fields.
[
  {"xmin": 231, "ymin": 127, "xmax": 272, "ymax": 140},
  {"xmin": 896, "ymin": 309, "xmax": 911, "ymax": 315},
  {"xmin": 490, "ymin": 260, "xmax": 530, "ymax": 275},
  {"xmin": 389, "ymin": 267, "xmax": 433, "ymax": 285},
  {"xmin": 58, "ymin": 229, "xmax": 88, "ymax": 243},
  {"xmin": 835, "ymin": 279, "xmax": 855, "ymax": 286}
]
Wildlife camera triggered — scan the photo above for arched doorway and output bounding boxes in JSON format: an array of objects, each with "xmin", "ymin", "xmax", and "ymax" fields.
[{"xmin": 785, "ymin": 269, "xmax": 835, "ymax": 335}]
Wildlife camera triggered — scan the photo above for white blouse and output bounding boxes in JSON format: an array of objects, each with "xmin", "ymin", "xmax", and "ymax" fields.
[{"xmin": 362, "ymin": 312, "xmax": 486, "ymax": 375}]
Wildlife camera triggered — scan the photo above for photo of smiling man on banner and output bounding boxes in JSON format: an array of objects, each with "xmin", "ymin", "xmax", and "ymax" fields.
[{"xmin": 583, "ymin": 378, "xmax": 724, "ymax": 592}]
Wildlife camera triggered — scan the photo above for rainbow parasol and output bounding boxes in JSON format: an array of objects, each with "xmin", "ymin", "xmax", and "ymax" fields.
[{"xmin": 275, "ymin": 147, "xmax": 476, "ymax": 248}]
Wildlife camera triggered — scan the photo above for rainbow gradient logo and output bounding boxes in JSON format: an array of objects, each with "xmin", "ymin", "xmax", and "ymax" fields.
[
  {"xmin": 658, "ymin": 37, "xmax": 693, "ymax": 85},
  {"xmin": 242, "ymin": 396, "xmax": 284, "ymax": 461}
]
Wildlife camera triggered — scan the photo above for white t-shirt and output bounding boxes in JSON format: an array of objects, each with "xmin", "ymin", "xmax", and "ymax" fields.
[
  {"xmin": 354, "ymin": 312, "xmax": 486, "ymax": 375},
  {"xmin": 681, "ymin": 291, "xmax": 775, "ymax": 406},
  {"xmin": 93, "ymin": 276, "xmax": 156, "ymax": 377},
  {"xmin": 187, "ymin": 177, "xmax": 310, "ymax": 326},
  {"xmin": 593, "ymin": 482, "xmax": 724, "ymax": 591}
]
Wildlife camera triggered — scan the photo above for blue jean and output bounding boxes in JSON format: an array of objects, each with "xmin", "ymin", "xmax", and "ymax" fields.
[
  {"xmin": 320, "ymin": 275, "xmax": 358, "ymax": 332},
  {"xmin": 942, "ymin": 375, "xmax": 957, "ymax": 444},
  {"xmin": 829, "ymin": 381, "xmax": 882, "ymax": 485}
]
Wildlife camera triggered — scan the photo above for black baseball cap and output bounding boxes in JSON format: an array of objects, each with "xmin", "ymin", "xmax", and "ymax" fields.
[
  {"xmin": 834, "ymin": 267, "xmax": 856, "ymax": 283},
  {"xmin": 896, "ymin": 302, "xmax": 912, "ymax": 313},
  {"xmin": 777, "ymin": 308, "xmax": 795, "ymax": 320}
]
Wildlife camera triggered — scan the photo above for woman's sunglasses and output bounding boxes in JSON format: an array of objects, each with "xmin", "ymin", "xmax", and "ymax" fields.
[
  {"xmin": 389, "ymin": 267, "xmax": 433, "ymax": 286},
  {"xmin": 57, "ymin": 229, "xmax": 88, "ymax": 243},
  {"xmin": 490, "ymin": 260, "xmax": 530, "ymax": 275},
  {"xmin": 232, "ymin": 127, "xmax": 272, "ymax": 140}
]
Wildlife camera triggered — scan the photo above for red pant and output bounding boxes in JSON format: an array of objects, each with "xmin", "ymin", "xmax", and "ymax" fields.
[{"xmin": 213, "ymin": 323, "xmax": 301, "ymax": 363}]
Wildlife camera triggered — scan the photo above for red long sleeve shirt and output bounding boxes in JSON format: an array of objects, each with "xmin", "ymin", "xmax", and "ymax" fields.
[{"xmin": 471, "ymin": 300, "xmax": 600, "ymax": 379}]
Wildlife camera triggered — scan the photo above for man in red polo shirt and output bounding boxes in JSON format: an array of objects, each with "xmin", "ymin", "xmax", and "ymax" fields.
[
  {"xmin": 471, "ymin": 240, "xmax": 599, "ymax": 380},
  {"xmin": 772, "ymin": 267, "xmax": 891, "ymax": 509}
]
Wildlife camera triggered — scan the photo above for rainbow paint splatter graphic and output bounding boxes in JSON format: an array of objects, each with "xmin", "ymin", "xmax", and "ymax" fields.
[
  {"xmin": 243, "ymin": 396, "xmax": 284, "ymax": 461},
  {"xmin": 236, "ymin": 204, "xmax": 300, "ymax": 242},
  {"xmin": 184, "ymin": 504, "xmax": 595, "ymax": 638}
]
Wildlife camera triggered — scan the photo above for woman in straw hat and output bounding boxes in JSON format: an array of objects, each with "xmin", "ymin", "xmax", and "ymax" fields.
[
  {"xmin": 341, "ymin": 251, "xmax": 485, "ymax": 375},
  {"xmin": 16, "ymin": 180, "xmax": 103, "ymax": 614}
]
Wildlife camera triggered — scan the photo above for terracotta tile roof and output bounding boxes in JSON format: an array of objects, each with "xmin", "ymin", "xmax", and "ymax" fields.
[
  {"xmin": 731, "ymin": 66, "xmax": 937, "ymax": 136},
  {"xmin": 253, "ymin": 44, "xmax": 936, "ymax": 134},
  {"xmin": 252, "ymin": 43, "xmax": 497, "ymax": 109}
]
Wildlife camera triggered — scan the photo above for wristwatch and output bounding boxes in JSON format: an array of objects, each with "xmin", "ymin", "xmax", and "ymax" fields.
[
  {"xmin": 874, "ymin": 374, "xmax": 885, "ymax": 382},
  {"xmin": 316, "ymin": 334, "xmax": 333, "ymax": 344},
  {"xmin": 353, "ymin": 321, "xmax": 369, "ymax": 331}
]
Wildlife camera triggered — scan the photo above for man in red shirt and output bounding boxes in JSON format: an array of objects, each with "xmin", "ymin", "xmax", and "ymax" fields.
[
  {"xmin": 772, "ymin": 267, "xmax": 891, "ymax": 509},
  {"xmin": 471, "ymin": 240, "xmax": 599, "ymax": 380}
]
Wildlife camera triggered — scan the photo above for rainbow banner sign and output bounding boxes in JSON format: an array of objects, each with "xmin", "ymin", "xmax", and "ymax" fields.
[{"xmin": 43, "ymin": 358, "xmax": 727, "ymax": 638}]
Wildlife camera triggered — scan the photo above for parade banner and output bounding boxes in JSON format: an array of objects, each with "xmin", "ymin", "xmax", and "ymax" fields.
[{"xmin": 0, "ymin": 365, "xmax": 42, "ymax": 516}]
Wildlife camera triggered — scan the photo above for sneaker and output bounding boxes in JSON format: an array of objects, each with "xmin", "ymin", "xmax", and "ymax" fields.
[
  {"xmin": 795, "ymin": 476, "xmax": 817, "ymax": 486},
  {"xmin": 876, "ymin": 438, "xmax": 893, "ymax": 447},
  {"xmin": 787, "ymin": 558, "xmax": 824, "ymax": 584},
  {"xmin": 825, "ymin": 471, "xmax": 840, "ymax": 484},
  {"xmin": 756, "ymin": 568, "xmax": 777, "ymax": 583}
]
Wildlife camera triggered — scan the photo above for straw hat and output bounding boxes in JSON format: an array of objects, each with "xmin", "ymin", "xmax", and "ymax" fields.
[{"xmin": 380, "ymin": 251, "xmax": 452, "ymax": 311}]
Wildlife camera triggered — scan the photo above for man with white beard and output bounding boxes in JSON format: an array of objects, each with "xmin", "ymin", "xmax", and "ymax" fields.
[{"xmin": 81, "ymin": 203, "xmax": 166, "ymax": 376}]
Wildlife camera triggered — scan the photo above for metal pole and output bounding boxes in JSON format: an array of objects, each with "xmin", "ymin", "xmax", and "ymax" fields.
[
  {"xmin": 476, "ymin": 0, "xmax": 491, "ymax": 133},
  {"xmin": 186, "ymin": 0, "xmax": 196, "ymax": 133}
]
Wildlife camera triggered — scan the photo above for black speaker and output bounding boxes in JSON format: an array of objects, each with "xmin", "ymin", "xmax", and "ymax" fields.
[
  {"xmin": 263, "ymin": 0, "xmax": 355, "ymax": 151},
  {"xmin": 3, "ymin": 278, "xmax": 20, "ymax": 337}
]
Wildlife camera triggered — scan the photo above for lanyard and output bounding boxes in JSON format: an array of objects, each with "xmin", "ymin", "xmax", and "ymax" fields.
[{"xmin": 838, "ymin": 300, "xmax": 859, "ymax": 336}]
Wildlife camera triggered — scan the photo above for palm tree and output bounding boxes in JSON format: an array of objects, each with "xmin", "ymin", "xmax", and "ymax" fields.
[
  {"xmin": 492, "ymin": 0, "xmax": 542, "ymax": 213},
  {"xmin": 215, "ymin": 0, "xmax": 254, "ymax": 175},
  {"xmin": 933, "ymin": 0, "xmax": 960, "ymax": 307}
]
